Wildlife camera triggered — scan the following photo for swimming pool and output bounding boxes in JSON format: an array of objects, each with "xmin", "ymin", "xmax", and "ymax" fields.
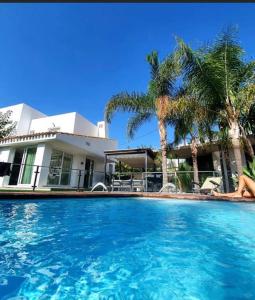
[{"xmin": 0, "ymin": 198, "xmax": 255, "ymax": 299}]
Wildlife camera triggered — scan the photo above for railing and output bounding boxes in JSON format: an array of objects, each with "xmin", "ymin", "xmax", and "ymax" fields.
[
  {"xmin": 0, "ymin": 161, "xmax": 104, "ymax": 191},
  {"xmin": 108, "ymin": 170, "xmax": 222, "ymax": 193},
  {"xmin": 0, "ymin": 161, "xmax": 222, "ymax": 193}
]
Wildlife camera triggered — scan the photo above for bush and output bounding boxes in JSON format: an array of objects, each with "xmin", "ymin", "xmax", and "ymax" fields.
[
  {"xmin": 176, "ymin": 162, "xmax": 193, "ymax": 192},
  {"xmin": 243, "ymin": 158, "xmax": 255, "ymax": 181}
]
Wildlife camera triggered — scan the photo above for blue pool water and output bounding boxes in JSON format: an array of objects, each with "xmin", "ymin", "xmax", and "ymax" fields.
[{"xmin": 0, "ymin": 198, "xmax": 255, "ymax": 299}]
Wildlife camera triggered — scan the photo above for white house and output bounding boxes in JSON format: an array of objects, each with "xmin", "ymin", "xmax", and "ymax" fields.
[{"xmin": 0, "ymin": 103, "xmax": 117, "ymax": 190}]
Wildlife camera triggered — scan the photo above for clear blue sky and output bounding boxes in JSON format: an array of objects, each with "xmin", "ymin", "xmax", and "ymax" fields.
[{"xmin": 0, "ymin": 3, "xmax": 255, "ymax": 149}]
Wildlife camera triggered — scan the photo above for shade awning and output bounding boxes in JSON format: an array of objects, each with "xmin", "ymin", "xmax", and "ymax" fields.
[{"xmin": 104, "ymin": 148, "xmax": 156, "ymax": 168}]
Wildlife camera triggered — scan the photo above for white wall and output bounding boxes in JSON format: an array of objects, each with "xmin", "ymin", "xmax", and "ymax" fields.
[
  {"xmin": 57, "ymin": 134, "xmax": 117, "ymax": 158},
  {"xmin": 30, "ymin": 112, "xmax": 77, "ymax": 134},
  {"xmin": 30, "ymin": 112, "xmax": 100, "ymax": 137},
  {"xmin": 32, "ymin": 143, "xmax": 52, "ymax": 187},
  {"xmin": 92, "ymin": 160, "xmax": 105, "ymax": 186},
  {"xmin": 73, "ymin": 113, "xmax": 98, "ymax": 136},
  {"xmin": 97, "ymin": 121, "xmax": 108, "ymax": 138},
  {"xmin": 0, "ymin": 103, "xmax": 46, "ymax": 136},
  {"xmin": 0, "ymin": 103, "xmax": 108, "ymax": 139},
  {"xmin": 70, "ymin": 154, "xmax": 87, "ymax": 188},
  {"xmin": 0, "ymin": 148, "xmax": 15, "ymax": 186}
]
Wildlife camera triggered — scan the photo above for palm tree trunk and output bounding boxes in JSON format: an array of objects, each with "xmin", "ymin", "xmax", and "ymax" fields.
[
  {"xmin": 190, "ymin": 138, "xmax": 199, "ymax": 184},
  {"xmin": 229, "ymin": 119, "xmax": 244, "ymax": 176},
  {"xmin": 239, "ymin": 124, "xmax": 254, "ymax": 159},
  {"xmin": 158, "ymin": 118, "xmax": 168, "ymax": 186},
  {"xmin": 224, "ymin": 146, "xmax": 235, "ymax": 192}
]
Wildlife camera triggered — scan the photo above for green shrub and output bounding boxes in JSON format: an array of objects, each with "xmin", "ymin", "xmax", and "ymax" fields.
[
  {"xmin": 243, "ymin": 158, "xmax": 255, "ymax": 181},
  {"xmin": 176, "ymin": 162, "xmax": 193, "ymax": 192}
]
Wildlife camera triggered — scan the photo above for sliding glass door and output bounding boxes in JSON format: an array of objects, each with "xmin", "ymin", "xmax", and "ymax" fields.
[
  {"xmin": 47, "ymin": 150, "xmax": 62, "ymax": 185},
  {"xmin": 47, "ymin": 150, "xmax": 73, "ymax": 186},
  {"xmin": 9, "ymin": 147, "xmax": 37, "ymax": 185},
  {"xmin": 9, "ymin": 148, "xmax": 24, "ymax": 185},
  {"xmin": 21, "ymin": 147, "xmax": 37, "ymax": 184},
  {"xmin": 60, "ymin": 154, "xmax": 72, "ymax": 185},
  {"xmin": 83, "ymin": 158, "xmax": 94, "ymax": 188}
]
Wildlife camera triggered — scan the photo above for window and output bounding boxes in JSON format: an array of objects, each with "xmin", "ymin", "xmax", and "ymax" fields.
[
  {"xmin": 47, "ymin": 150, "xmax": 73, "ymax": 186},
  {"xmin": 60, "ymin": 153, "xmax": 72, "ymax": 185}
]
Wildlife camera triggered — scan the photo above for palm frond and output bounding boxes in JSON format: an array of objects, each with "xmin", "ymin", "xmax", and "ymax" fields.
[
  {"xmin": 146, "ymin": 51, "xmax": 159, "ymax": 80},
  {"xmin": 157, "ymin": 53, "xmax": 180, "ymax": 97},
  {"xmin": 173, "ymin": 116, "xmax": 191, "ymax": 145},
  {"xmin": 105, "ymin": 92, "xmax": 154, "ymax": 123},
  {"xmin": 127, "ymin": 112, "xmax": 153, "ymax": 139},
  {"xmin": 176, "ymin": 37, "xmax": 223, "ymax": 108},
  {"xmin": 148, "ymin": 51, "xmax": 179, "ymax": 98},
  {"xmin": 208, "ymin": 27, "xmax": 245, "ymax": 97}
]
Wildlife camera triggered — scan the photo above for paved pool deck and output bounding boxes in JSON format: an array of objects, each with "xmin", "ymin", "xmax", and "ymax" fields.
[{"xmin": 0, "ymin": 191, "xmax": 254, "ymax": 202}]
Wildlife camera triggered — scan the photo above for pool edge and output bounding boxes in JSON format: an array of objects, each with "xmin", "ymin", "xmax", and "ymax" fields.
[{"xmin": 0, "ymin": 191, "xmax": 253, "ymax": 203}]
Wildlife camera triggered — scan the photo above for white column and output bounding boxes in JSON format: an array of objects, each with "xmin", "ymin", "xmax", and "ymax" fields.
[
  {"xmin": 70, "ymin": 154, "xmax": 86, "ymax": 188},
  {"xmin": 31, "ymin": 143, "xmax": 52, "ymax": 188},
  {"xmin": 0, "ymin": 147, "xmax": 15, "ymax": 186}
]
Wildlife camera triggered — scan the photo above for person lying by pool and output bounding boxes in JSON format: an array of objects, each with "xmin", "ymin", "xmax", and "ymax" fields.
[{"xmin": 213, "ymin": 175, "xmax": 255, "ymax": 198}]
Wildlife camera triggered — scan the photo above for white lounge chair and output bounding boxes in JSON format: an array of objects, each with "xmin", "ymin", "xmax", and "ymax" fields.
[
  {"xmin": 159, "ymin": 182, "xmax": 178, "ymax": 193},
  {"xmin": 192, "ymin": 177, "xmax": 222, "ymax": 194}
]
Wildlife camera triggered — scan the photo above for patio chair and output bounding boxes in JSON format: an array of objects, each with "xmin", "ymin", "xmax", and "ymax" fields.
[
  {"xmin": 111, "ymin": 179, "xmax": 132, "ymax": 192},
  {"xmin": 192, "ymin": 176, "xmax": 222, "ymax": 195},
  {"xmin": 132, "ymin": 179, "xmax": 145, "ymax": 192}
]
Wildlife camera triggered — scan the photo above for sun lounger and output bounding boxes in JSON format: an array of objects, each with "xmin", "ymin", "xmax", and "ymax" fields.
[
  {"xmin": 192, "ymin": 176, "xmax": 222, "ymax": 194},
  {"xmin": 159, "ymin": 182, "xmax": 179, "ymax": 193}
]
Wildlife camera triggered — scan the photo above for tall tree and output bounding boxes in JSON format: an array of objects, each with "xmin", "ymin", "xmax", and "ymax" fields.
[
  {"xmin": 105, "ymin": 51, "xmax": 179, "ymax": 186},
  {"xmin": 169, "ymin": 93, "xmax": 214, "ymax": 184},
  {"xmin": 177, "ymin": 28, "xmax": 255, "ymax": 175},
  {"xmin": 0, "ymin": 110, "xmax": 15, "ymax": 139}
]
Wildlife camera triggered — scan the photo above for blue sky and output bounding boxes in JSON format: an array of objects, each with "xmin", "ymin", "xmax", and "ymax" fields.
[{"xmin": 0, "ymin": 3, "xmax": 255, "ymax": 149}]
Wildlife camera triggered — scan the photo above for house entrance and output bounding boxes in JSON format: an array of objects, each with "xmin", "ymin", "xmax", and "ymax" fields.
[
  {"xmin": 83, "ymin": 158, "xmax": 94, "ymax": 188},
  {"xmin": 9, "ymin": 148, "xmax": 24, "ymax": 185},
  {"xmin": 9, "ymin": 147, "xmax": 37, "ymax": 185}
]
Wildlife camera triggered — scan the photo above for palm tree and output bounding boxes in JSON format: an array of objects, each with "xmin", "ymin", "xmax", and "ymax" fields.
[
  {"xmin": 105, "ymin": 51, "xmax": 179, "ymax": 186},
  {"xmin": 177, "ymin": 28, "xmax": 255, "ymax": 175},
  {"xmin": 169, "ymin": 93, "xmax": 215, "ymax": 184}
]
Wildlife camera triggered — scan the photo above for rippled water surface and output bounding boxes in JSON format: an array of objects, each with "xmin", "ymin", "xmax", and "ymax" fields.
[{"xmin": 1, "ymin": 198, "xmax": 255, "ymax": 299}]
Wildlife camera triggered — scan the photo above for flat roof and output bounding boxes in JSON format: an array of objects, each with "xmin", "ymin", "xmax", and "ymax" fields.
[{"xmin": 104, "ymin": 148, "xmax": 156, "ymax": 158}]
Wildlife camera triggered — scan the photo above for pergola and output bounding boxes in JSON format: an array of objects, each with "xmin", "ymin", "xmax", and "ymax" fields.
[{"xmin": 104, "ymin": 148, "xmax": 156, "ymax": 175}]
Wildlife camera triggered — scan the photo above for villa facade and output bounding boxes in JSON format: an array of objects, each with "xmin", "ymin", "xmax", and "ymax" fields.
[{"xmin": 0, "ymin": 103, "xmax": 117, "ymax": 190}]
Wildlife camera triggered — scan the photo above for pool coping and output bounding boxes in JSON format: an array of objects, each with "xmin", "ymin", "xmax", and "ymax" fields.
[{"xmin": 0, "ymin": 191, "xmax": 254, "ymax": 202}]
